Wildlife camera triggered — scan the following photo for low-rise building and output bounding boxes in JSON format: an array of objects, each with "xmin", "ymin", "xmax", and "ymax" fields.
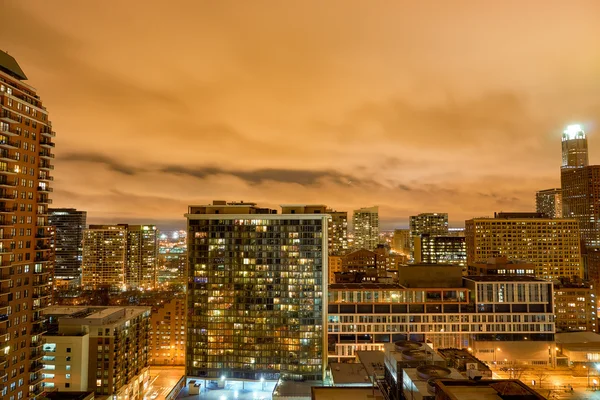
[{"xmin": 43, "ymin": 306, "xmax": 151, "ymax": 399}]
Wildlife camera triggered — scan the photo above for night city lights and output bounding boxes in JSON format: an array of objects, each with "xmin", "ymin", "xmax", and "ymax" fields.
[{"xmin": 2, "ymin": 2, "xmax": 600, "ymax": 400}]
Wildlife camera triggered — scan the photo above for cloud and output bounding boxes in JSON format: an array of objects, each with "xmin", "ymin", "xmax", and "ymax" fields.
[{"xmin": 60, "ymin": 153, "xmax": 143, "ymax": 176}]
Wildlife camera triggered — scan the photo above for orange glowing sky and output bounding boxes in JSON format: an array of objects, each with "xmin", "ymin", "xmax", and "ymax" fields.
[{"xmin": 2, "ymin": 1, "xmax": 599, "ymax": 229}]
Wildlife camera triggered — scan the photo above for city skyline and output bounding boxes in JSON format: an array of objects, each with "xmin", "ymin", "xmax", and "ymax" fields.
[{"xmin": 2, "ymin": 1, "xmax": 599, "ymax": 230}]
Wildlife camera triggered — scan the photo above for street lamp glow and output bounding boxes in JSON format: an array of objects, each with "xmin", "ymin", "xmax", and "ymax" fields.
[{"xmin": 221, "ymin": 375, "xmax": 226, "ymax": 381}]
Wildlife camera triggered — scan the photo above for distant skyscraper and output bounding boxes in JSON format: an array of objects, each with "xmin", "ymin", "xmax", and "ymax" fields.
[
  {"xmin": 186, "ymin": 201, "xmax": 327, "ymax": 381},
  {"xmin": 49, "ymin": 208, "xmax": 87, "ymax": 284},
  {"xmin": 536, "ymin": 188, "xmax": 562, "ymax": 218},
  {"xmin": 392, "ymin": 229, "xmax": 410, "ymax": 254},
  {"xmin": 561, "ymin": 124, "xmax": 588, "ymax": 169},
  {"xmin": 82, "ymin": 225, "xmax": 127, "ymax": 290},
  {"xmin": 409, "ymin": 213, "xmax": 448, "ymax": 258},
  {"xmin": 326, "ymin": 209, "xmax": 348, "ymax": 255},
  {"xmin": 82, "ymin": 224, "xmax": 158, "ymax": 290},
  {"xmin": 465, "ymin": 212, "xmax": 582, "ymax": 280},
  {"xmin": 0, "ymin": 50, "xmax": 55, "ymax": 399},
  {"xmin": 352, "ymin": 206, "xmax": 379, "ymax": 250},
  {"xmin": 126, "ymin": 225, "xmax": 158, "ymax": 290}
]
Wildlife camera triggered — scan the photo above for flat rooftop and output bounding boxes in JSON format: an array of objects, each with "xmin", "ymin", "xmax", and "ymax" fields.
[
  {"xmin": 434, "ymin": 380, "xmax": 544, "ymax": 400},
  {"xmin": 356, "ymin": 351, "xmax": 385, "ymax": 380},
  {"xmin": 45, "ymin": 306, "xmax": 150, "ymax": 326},
  {"xmin": 329, "ymin": 283, "xmax": 406, "ymax": 290},
  {"xmin": 556, "ymin": 332, "xmax": 600, "ymax": 344},
  {"xmin": 311, "ymin": 387, "xmax": 383, "ymax": 400},
  {"xmin": 330, "ymin": 363, "xmax": 371, "ymax": 386},
  {"xmin": 463, "ymin": 275, "xmax": 548, "ymax": 282},
  {"xmin": 273, "ymin": 380, "xmax": 325, "ymax": 398}
]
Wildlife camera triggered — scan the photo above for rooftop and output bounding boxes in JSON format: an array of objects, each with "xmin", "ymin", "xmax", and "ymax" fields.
[
  {"xmin": 329, "ymin": 363, "xmax": 372, "ymax": 386},
  {"xmin": 556, "ymin": 331, "xmax": 600, "ymax": 344},
  {"xmin": 356, "ymin": 351, "xmax": 385, "ymax": 380},
  {"xmin": 0, "ymin": 50, "xmax": 27, "ymax": 80},
  {"xmin": 311, "ymin": 387, "xmax": 383, "ymax": 400},
  {"xmin": 463, "ymin": 275, "xmax": 548, "ymax": 283},
  {"xmin": 273, "ymin": 380, "xmax": 324, "ymax": 398},
  {"xmin": 45, "ymin": 391, "xmax": 95, "ymax": 400},
  {"xmin": 434, "ymin": 379, "xmax": 544, "ymax": 400}
]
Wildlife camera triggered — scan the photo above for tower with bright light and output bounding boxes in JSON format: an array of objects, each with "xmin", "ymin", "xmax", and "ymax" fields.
[{"xmin": 562, "ymin": 124, "xmax": 589, "ymax": 169}]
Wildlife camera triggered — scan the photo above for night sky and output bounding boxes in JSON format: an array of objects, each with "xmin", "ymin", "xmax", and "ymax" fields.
[{"xmin": 2, "ymin": 1, "xmax": 599, "ymax": 229}]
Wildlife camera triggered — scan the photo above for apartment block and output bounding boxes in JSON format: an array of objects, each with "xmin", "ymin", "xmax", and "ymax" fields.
[
  {"xmin": 352, "ymin": 206, "xmax": 379, "ymax": 250},
  {"xmin": 413, "ymin": 234, "xmax": 466, "ymax": 267},
  {"xmin": 326, "ymin": 209, "xmax": 347, "ymax": 255},
  {"xmin": 536, "ymin": 188, "xmax": 562, "ymax": 218},
  {"xmin": 49, "ymin": 208, "xmax": 87, "ymax": 284},
  {"xmin": 82, "ymin": 225, "xmax": 158, "ymax": 291},
  {"xmin": 186, "ymin": 201, "xmax": 327, "ymax": 381},
  {"xmin": 0, "ymin": 50, "xmax": 55, "ymax": 399},
  {"xmin": 149, "ymin": 296, "xmax": 186, "ymax": 365},
  {"xmin": 327, "ymin": 271, "xmax": 555, "ymax": 367},
  {"xmin": 554, "ymin": 282, "xmax": 596, "ymax": 333},
  {"xmin": 44, "ymin": 306, "xmax": 151, "ymax": 399},
  {"xmin": 392, "ymin": 229, "xmax": 410, "ymax": 255},
  {"xmin": 465, "ymin": 213, "xmax": 582, "ymax": 280}
]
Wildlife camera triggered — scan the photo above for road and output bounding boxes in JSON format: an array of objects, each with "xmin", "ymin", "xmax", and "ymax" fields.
[{"xmin": 144, "ymin": 366, "xmax": 186, "ymax": 400}]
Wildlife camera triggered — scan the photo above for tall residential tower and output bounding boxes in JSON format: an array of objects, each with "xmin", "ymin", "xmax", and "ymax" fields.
[
  {"xmin": 352, "ymin": 206, "xmax": 379, "ymax": 250},
  {"xmin": 49, "ymin": 208, "xmax": 87, "ymax": 285},
  {"xmin": 536, "ymin": 188, "xmax": 562, "ymax": 218},
  {"xmin": 0, "ymin": 50, "xmax": 55, "ymax": 399},
  {"xmin": 186, "ymin": 201, "xmax": 327, "ymax": 381}
]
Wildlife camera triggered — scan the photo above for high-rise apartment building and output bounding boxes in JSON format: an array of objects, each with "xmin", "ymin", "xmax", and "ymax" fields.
[
  {"xmin": 413, "ymin": 234, "xmax": 466, "ymax": 267},
  {"xmin": 562, "ymin": 166, "xmax": 600, "ymax": 247},
  {"xmin": 0, "ymin": 50, "xmax": 55, "ymax": 399},
  {"xmin": 126, "ymin": 225, "xmax": 158, "ymax": 290},
  {"xmin": 326, "ymin": 209, "xmax": 347, "ymax": 255},
  {"xmin": 49, "ymin": 208, "xmax": 87, "ymax": 284},
  {"xmin": 392, "ymin": 229, "xmax": 410, "ymax": 255},
  {"xmin": 186, "ymin": 201, "xmax": 327, "ymax": 381},
  {"xmin": 352, "ymin": 206, "xmax": 379, "ymax": 250},
  {"xmin": 561, "ymin": 124, "xmax": 588, "ymax": 169},
  {"xmin": 553, "ymin": 281, "xmax": 596, "ymax": 333},
  {"xmin": 409, "ymin": 213, "xmax": 449, "ymax": 237},
  {"xmin": 465, "ymin": 213, "xmax": 583, "ymax": 280},
  {"xmin": 82, "ymin": 225, "xmax": 127, "ymax": 291},
  {"xmin": 149, "ymin": 296, "xmax": 186, "ymax": 365},
  {"xmin": 536, "ymin": 188, "xmax": 562, "ymax": 218},
  {"xmin": 82, "ymin": 224, "xmax": 158, "ymax": 291},
  {"xmin": 44, "ymin": 306, "xmax": 151, "ymax": 398}
]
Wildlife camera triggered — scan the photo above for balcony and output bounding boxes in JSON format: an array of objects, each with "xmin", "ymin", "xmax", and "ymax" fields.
[
  {"xmin": 31, "ymin": 324, "xmax": 47, "ymax": 335},
  {"xmin": 37, "ymin": 196, "xmax": 52, "ymax": 204},
  {"xmin": 40, "ymin": 126, "xmax": 55, "ymax": 137},
  {"xmin": 38, "ymin": 150, "xmax": 54, "ymax": 159},
  {"xmin": 0, "ymin": 167, "xmax": 16, "ymax": 175},
  {"xmin": 0, "ymin": 272, "xmax": 10, "ymax": 282},
  {"xmin": 37, "ymin": 186, "xmax": 52, "ymax": 193},
  {"xmin": 0, "ymin": 234, "xmax": 14, "ymax": 241},
  {"xmin": 29, "ymin": 374, "xmax": 43, "ymax": 385},
  {"xmin": 0, "ymin": 112, "xmax": 18, "ymax": 123},
  {"xmin": 35, "ymin": 232, "xmax": 52, "ymax": 239},
  {"xmin": 0, "ymin": 139, "xmax": 19, "ymax": 149},
  {"xmin": 38, "ymin": 175, "xmax": 53, "ymax": 181},
  {"xmin": 40, "ymin": 139, "xmax": 55, "ymax": 148},
  {"xmin": 35, "ymin": 244, "xmax": 51, "ymax": 251},
  {"xmin": 29, "ymin": 349, "xmax": 44, "ymax": 361},
  {"xmin": 0, "ymin": 125, "xmax": 18, "ymax": 137},
  {"xmin": 0, "ymin": 206, "xmax": 16, "ymax": 213},
  {"xmin": 38, "ymin": 162, "xmax": 54, "ymax": 170},
  {"xmin": 0, "ymin": 193, "xmax": 16, "ymax": 200},
  {"xmin": 0, "ymin": 179, "xmax": 16, "ymax": 187},
  {"xmin": 0, "ymin": 220, "xmax": 13, "ymax": 227},
  {"xmin": 35, "ymin": 255, "xmax": 51, "ymax": 262},
  {"xmin": 33, "ymin": 290, "xmax": 51, "ymax": 299},
  {"xmin": 0, "ymin": 151, "xmax": 16, "ymax": 162},
  {"xmin": 30, "ymin": 362, "xmax": 43, "ymax": 373}
]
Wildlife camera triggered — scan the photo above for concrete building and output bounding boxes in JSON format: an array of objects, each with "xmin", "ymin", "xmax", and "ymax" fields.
[
  {"xmin": 82, "ymin": 225, "xmax": 127, "ymax": 291},
  {"xmin": 43, "ymin": 306, "xmax": 151, "ymax": 399},
  {"xmin": 465, "ymin": 212, "xmax": 583, "ymax": 280},
  {"xmin": 326, "ymin": 209, "xmax": 347, "ymax": 256},
  {"xmin": 0, "ymin": 49, "xmax": 55, "ymax": 399},
  {"xmin": 554, "ymin": 281, "xmax": 596, "ymax": 333},
  {"xmin": 82, "ymin": 224, "xmax": 158, "ymax": 291},
  {"xmin": 392, "ymin": 229, "xmax": 410, "ymax": 255},
  {"xmin": 149, "ymin": 296, "xmax": 186, "ymax": 365},
  {"xmin": 467, "ymin": 256, "xmax": 536, "ymax": 277},
  {"xmin": 327, "ymin": 272, "xmax": 555, "ymax": 366},
  {"xmin": 49, "ymin": 208, "xmax": 87, "ymax": 285},
  {"xmin": 186, "ymin": 201, "xmax": 328, "ymax": 381},
  {"xmin": 413, "ymin": 234, "xmax": 466, "ymax": 267},
  {"xmin": 561, "ymin": 124, "xmax": 589, "ymax": 170},
  {"xmin": 352, "ymin": 206, "xmax": 379, "ymax": 251},
  {"xmin": 536, "ymin": 188, "xmax": 562, "ymax": 218},
  {"xmin": 409, "ymin": 213, "xmax": 448, "ymax": 260}
]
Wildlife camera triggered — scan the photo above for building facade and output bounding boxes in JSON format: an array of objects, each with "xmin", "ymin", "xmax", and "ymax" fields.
[
  {"xmin": 43, "ymin": 306, "xmax": 151, "ymax": 399},
  {"xmin": 49, "ymin": 208, "xmax": 87, "ymax": 284},
  {"xmin": 352, "ymin": 206, "xmax": 379, "ymax": 251},
  {"xmin": 465, "ymin": 213, "xmax": 583, "ymax": 280},
  {"xmin": 186, "ymin": 201, "xmax": 328, "ymax": 381},
  {"xmin": 392, "ymin": 229, "xmax": 410, "ymax": 255},
  {"xmin": 0, "ymin": 50, "xmax": 55, "ymax": 399},
  {"xmin": 125, "ymin": 225, "xmax": 158, "ymax": 290},
  {"xmin": 82, "ymin": 224, "xmax": 158, "ymax": 291},
  {"xmin": 562, "ymin": 124, "xmax": 589, "ymax": 169},
  {"xmin": 326, "ymin": 209, "xmax": 347, "ymax": 255},
  {"xmin": 536, "ymin": 188, "xmax": 562, "ymax": 218},
  {"xmin": 149, "ymin": 296, "xmax": 186, "ymax": 365},
  {"xmin": 413, "ymin": 234, "xmax": 466, "ymax": 267},
  {"xmin": 554, "ymin": 282, "xmax": 596, "ymax": 333},
  {"xmin": 409, "ymin": 213, "xmax": 449, "ymax": 238},
  {"xmin": 82, "ymin": 225, "xmax": 127, "ymax": 291},
  {"xmin": 562, "ymin": 166, "xmax": 600, "ymax": 248},
  {"xmin": 327, "ymin": 275, "xmax": 555, "ymax": 367}
]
